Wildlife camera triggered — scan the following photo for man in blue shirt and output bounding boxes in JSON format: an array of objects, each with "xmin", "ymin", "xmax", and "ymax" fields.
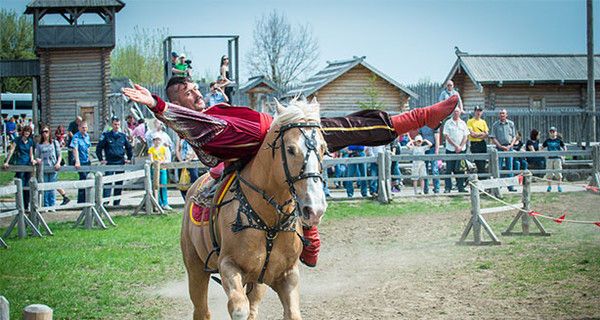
[
  {"xmin": 344, "ymin": 145, "xmax": 368, "ymax": 198},
  {"xmin": 70, "ymin": 121, "xmax": 91, "ymax": 203},
  {"xmin": 206, "ymin": 81, "xmax": 229, "ymax": 107},
  {"xmin": 418, "ymin": 125, "xmax": 440, "ymax": 194},
  {"xmin": 96, "ymin": 117, "xmax": 133, "ymax": 205}
]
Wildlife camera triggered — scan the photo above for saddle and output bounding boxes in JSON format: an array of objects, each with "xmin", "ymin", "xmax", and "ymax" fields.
[{"xmin": 188, "ymin": 172, "xmax": 237, "ymax": 226}]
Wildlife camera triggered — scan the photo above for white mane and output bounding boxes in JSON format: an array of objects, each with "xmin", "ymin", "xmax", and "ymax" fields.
[{"xmin": 271, "ymin": 97, "xmax": 321, "ymax": 128}]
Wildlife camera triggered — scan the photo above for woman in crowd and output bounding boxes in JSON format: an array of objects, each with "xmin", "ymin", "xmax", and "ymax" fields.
[
  {"xmin": 219, "ymin": 55, "xmax": 235, "ymax": 103},
  {"xmin": 3, "ymin": 126, "xmax": 36, "ymax": 210},
  {"xmin": 36, "ymin": 125, "xmax": 70, "ymax": 209},
  {"xmin": 55, "ymin": 124, "xmax": 66, "ymax": 147},
  {"xmin": 525, "ymin": 129, "xmax": 545, "ymax": 177}
]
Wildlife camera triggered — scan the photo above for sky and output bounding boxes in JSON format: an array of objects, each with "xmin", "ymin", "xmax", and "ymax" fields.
[{"xmin": 2, "ymin": 0, "xmax": 599, "ymax": 86}]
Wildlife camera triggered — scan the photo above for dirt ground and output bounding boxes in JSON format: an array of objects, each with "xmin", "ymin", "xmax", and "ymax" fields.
[{"xmin": 153, "ymin": 192, "xmax": 600, "ymax": 320}]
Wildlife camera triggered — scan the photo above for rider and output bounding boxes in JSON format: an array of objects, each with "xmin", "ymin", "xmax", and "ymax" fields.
[{"xmin": 123, "ymin": 76, "xmax": 460, "ymax": 267}]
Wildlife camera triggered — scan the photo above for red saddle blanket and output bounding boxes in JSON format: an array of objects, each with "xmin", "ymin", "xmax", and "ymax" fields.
[{"xmin": 190, "ymin": 173, "xmax": 236, "ymax": 226}]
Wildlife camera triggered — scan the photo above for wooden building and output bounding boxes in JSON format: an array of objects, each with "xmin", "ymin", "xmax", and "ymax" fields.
[
  {"xmin": 444, "ymin": 51, "xmax": 600, "ymax": 142},
  {"xmin": 239, "ymin": 75, "xmax": 280, "ymax": 112},
  {"xmin": 283, "ymin": 56, "xmax": 417, "ymax": 115},
  {"xmin": 25, "ymin": 0, "xmax": 125, "ymax": 140},
  {"xmin": 445, "ymin": 52, "xmax": 600, "ymax": 111}
]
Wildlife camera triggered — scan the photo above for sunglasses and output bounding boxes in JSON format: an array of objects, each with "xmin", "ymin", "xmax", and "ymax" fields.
[{"xmin": 42, "ymin": 130, "xmax": 49, "ymax": 133}]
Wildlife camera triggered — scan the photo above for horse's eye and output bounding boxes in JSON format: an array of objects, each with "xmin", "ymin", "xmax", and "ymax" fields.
[{"xmin": 286, "ymin": 146, "xmax": 295, "ymax": 156}]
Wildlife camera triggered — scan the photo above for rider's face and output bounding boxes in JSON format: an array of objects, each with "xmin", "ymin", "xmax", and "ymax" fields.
[{"xmin": 175, "ymin": 82, "xmax": 205, "ymax": 112}]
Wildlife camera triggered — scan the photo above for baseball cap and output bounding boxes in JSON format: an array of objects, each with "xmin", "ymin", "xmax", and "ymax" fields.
[
  {"xmin": 152, "ymin": 134, "xmax": 162, "ymax": 140},
  {"xmin": 549, "ymin": 126, "xmax": 557, "ymax": 131},
  {"xmin": 474, "ymin": 105, "xmax": 483, "ymax": 111},
  {"xmin": 414, "ymin": 135, "xmax": 423, "ymax": 142},
  {"xmin": 171, "ymin": 52, "xmax": 178, "ymax": 58}
]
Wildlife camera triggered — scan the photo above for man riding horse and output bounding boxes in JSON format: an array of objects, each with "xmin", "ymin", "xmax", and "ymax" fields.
[{"xmin": 123, "ymin": 76, "xmax": 460, "ymax": 267}]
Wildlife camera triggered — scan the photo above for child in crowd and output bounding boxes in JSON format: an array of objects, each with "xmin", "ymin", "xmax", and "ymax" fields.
[
  {"xmin": 406, "ymin": 135, "xmax": 432, "ymax": 195},
  {"xmin": 542, "ymin": 126, "xmax": 566, "ymax": 192},
  {"xmin": 148, "ymin": 135, "xmax": 172, "ymax": 210}
]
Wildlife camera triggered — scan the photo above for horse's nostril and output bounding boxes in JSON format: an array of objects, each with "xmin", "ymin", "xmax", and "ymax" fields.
[{"xmin": 302, "ymin": 206, "xmax": 312, "ymax": 220}]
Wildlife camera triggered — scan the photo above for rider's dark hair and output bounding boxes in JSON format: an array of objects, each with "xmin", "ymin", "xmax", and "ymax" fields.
[{"xmin": 166, "ymin": 76, "xmax": 192, "ymax": 102}]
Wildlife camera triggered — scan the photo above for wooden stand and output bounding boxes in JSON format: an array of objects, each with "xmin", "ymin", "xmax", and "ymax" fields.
[
  {"xmin": 502, "ymin": 172, "xmax": 550, "ymax": 236},
  {"xmin": 133, "ymin": 162, "xmax": 163, "ymax": 215},
  {"xmin": 456, "ymin": 174, "xmax": 502, "ymax": 245},
  {"xmin": 2, "ymin": 179, "xmax": 43, "ymax": 243}
]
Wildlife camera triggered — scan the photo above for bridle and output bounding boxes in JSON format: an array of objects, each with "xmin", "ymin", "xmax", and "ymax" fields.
[{"xmin": 271, "ymin": 122, "xmax": 324, "ymax": 198}]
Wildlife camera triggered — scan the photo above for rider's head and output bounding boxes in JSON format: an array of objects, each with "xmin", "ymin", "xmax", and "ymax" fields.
[{"xmin": 166, "ymin": 76, "xmax": 206, "ymax": 112}]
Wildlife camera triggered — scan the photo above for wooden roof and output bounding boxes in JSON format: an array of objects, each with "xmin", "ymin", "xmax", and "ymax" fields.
[
  {"xmin": 283, "ymin": 56, "xmax": 417, "ymax": 99},
  {"xmin": 446, "ymin": 52, "xmax": 600, "ymax": 91},
  {"xmin": 240, "ymin": 75, "xmax": 279, "ymax": 94},
  {"xmin": 25, "ymin": 0, "xmax": 125, "ymax": 13}
]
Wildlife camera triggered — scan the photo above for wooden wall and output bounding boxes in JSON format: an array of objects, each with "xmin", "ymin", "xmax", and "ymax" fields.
[
  {"xmin": 38, "ymin": 47, "xmax": 111, "ymax": 140},
  {"xmin": 310, "ymin": 64, "xmax": 411, "ymax": 113}
]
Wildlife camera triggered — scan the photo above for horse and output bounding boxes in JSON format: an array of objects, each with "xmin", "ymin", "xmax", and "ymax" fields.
[{"xmin": 180, "ymin": 98, "xmax": 328, "ymax": 320}]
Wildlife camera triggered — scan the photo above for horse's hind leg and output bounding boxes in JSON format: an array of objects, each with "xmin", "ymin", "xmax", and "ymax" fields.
[
  {"xmin": 246, "ymin": 282, "xmax": 267, "ymax": 320},
  {"xmin": 220, "ymin": 258, "xmax": 250, "ymax": 320}
]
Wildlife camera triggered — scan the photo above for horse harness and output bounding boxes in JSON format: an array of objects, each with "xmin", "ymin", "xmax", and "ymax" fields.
[{"xmin": 204, "ymin": 121, "xmax": 322, "ymax": 284}]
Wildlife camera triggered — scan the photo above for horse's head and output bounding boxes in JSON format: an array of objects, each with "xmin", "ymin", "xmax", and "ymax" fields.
[{"xmin": 270, "ymin": 98, "xmax": 328, "ymax": 227}]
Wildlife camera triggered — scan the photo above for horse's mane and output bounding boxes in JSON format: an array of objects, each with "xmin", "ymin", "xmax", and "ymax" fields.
[{"xmin": 271, "ymin": 97, "xmax": 320, "ymax": 129}]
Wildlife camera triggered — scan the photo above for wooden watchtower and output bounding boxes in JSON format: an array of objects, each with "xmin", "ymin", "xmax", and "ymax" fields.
[{"xmin": 25, "ymin": 0, "xmax": 125, "ymax": 140}]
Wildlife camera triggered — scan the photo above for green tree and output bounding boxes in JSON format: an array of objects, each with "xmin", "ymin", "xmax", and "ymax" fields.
[
  {"xmin": 110, "ymin": 26, "xmax": 167, "ymax": 85},
  {"xmin": 357, "ymin": 73, "xmax": 386, "ymax": 110},
  {"xmin": 246, "ymin": 10, "xmax": 319, "ymax": 88},
  {"xmin": 0, "ymin": 9, "xmax": 36, "ymax": 93}
]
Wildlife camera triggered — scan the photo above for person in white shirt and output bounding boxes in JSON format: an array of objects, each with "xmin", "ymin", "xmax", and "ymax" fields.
[{"xmin": 442, "ymin": 108, "xmax": 469, "ymax": 193}]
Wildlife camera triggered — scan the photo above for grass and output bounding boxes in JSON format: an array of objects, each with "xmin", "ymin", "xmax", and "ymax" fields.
[{"xmin": 1, "ymin": 192, "xmax": 598, "ymax": 319}]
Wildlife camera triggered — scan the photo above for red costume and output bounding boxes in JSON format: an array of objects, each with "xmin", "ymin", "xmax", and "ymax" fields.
[{"xmin": 149, "ymin": 94, "xmax": 459, "ymax": 266}]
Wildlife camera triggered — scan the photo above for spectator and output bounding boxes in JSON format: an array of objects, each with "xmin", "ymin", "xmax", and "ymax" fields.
[
  {"xmin": 512, "ymin": 130, "xmax": 527, "ymax": 171},
  {"xmin": 526, "ymin": 129, "xmax": 545, "ymax": 176},
  {"xmin": 35, "ymin": 125, "xmax": 70, "ymax": 209},
  {"xmin": 333, "ymin": 148, "xmax": 348, "ymax": 189},
  {"xmin": 205, "ymin": 81, "xmax": 229, "ymax": 107},
  {"xmin": 145, "ymin": 119, "xmax": 173, "ymax": 162},
  {"xmin": 366, "ymin": 145, "xmax": 386, "ymax": 197},
  {"xmin": 71, "ymin": 121, "xmax": 91, "ymax": 203},
  {"xmin": 148, "ymin": 135, "xmax": 171, "ymax": 210},
  {"xmin": 175, "ymin": 136, "xmax": 200, "ymax": 200},
  {"xmin": 542, "ymin": 126, "xmax": 566, "ymax": 192},
  {"xmin": 67, "ymin": 116, "xmax": 83, "ymax": 165},
  {"xmin": 490, "ymin": 109, "xmax": 518, "ymax": 192},
  {"xmin": 466, "ymin": 105, "xmax": 489, "ymax": 177},
  {"xmin": 220, "ymin": 55, "xmax": 235, "ymax": 103},
  {"xmin": 3, "ymin": 125, "xmax": 36, "ymax": 210},
  {"xmin": 344, "ymin": 145, "xmax": 368, "ymax": 198},
  {"xmin": 322, "ymin": 154, "xmax": 333, "ymax": 200},
  {"xmin": 439, "ymin": 80, "xmax": 464, "ymax": 113},
  {"xmin": 27, "ymin": 119, "xmax": 34, "ymax": 132},
  {"xmin": 175, "ymin": 54, "xmax": 191, "ymax": 78},
  {"xmin": 131, "ymin": 118, "xmax": 147, "ymax": 156},
  {"xmin": 165, "ymin": 51, "xmax": 188, "ymax": 78},
  {"xmin": 407, "ymin": 135, "xmax": 432, "ymax": 195},
  {"xmin": 96, "ymin": 117, "xmax": 133, "ymax": 205},
  {"xmin": 126, "ymin": 115, "xmax": 138, "ymax": 132},
  {"xmin": 418, "ymin": 125, "xmax": 440, "ymax": 194},
  {"xmin": 443, "ymin": 108, "xmax": 469, "ymax": 193},
  {"xmin": 5, "ymin": 117, "xmax": 17, "ymax": 143},
  {"xmin": 55, "ymin": 124, "xmax": 67, "ymax": 147}
]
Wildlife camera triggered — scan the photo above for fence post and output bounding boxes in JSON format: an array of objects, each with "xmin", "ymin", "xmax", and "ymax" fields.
[
  {"xmin": 376, "ymin": 152, "xmax": 388, "ymax": 203},
  {"xmin": 23, "ymin": 304, "xmax": 52, "ymax": 320},
  {"xmin": 0, "ymin": 296, "xmax": 8, "ymax": 320},
  {"xmin": 15, "ymin": 178, "xmax": 26, "ymax": 238},
  {"xmin": 591, "ymin": 145, "xmax": 600, "ymax": 188},
  {"xmin": 489, "ymin": 148, "xmax": 502, "ymax": 198},
  {"xmin": 29, "ymin": 177, "xmax": 40, "ymax": 229},
  {"xmin": 95, "ymin": 172, "xmax": 116, "ymax": 227},
  {"xmin": 84, "ymin": 173, "xmax": 95, "ymax": 229},
  {"xmin": 153, "ymin": 160, "xmax": 160, "ymax": 201},
  {"xmin": 521, "ymin": 172, "xmax": 531, "ymax": 236},
  {"xmin": 145, "ymin": 162, "xmax": 153, "ymax": 214}
]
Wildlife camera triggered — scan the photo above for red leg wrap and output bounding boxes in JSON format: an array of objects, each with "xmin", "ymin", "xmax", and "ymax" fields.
[
  {"xmin": 300, "ymin": 226, "xmax": 321, "ymax": 268},
  {"xmin": 391, "ymin": 95, "xmax": 459, "ymax": 136}
]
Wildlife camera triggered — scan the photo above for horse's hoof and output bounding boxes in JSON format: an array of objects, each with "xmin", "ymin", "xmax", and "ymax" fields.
[{"xmin": 232, "ymin": 307, "xmax": 248, "ymax": 320}]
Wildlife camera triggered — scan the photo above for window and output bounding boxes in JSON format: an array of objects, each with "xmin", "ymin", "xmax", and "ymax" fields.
[{"xmin": 531, "ymin": 97, "xmax": 543, "ymax": 110}]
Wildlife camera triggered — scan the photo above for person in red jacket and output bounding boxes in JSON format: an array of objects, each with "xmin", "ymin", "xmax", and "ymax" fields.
[{"xmin": 123, "ymin": 76, "xmax": 459, "ymax": 267}]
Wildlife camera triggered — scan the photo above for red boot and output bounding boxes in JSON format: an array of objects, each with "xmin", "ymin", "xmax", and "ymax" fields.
[
  {"xmin": 300, "ymin": 226, "xmax": 321, "ymax": 267},
  {"xmin": 390, "ymin": 95, "xmax": 459, "ymax": 136}
]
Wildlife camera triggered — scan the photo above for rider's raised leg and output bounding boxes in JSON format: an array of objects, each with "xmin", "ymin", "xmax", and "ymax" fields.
[{"xmin": 391, "ymin": 95, "xmax": 459, "ymax": 135}]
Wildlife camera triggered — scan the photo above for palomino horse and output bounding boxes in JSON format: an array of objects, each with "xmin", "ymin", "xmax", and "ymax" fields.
[{"xmin": 181, "ymin": 98, "xmax": 328, "ymax": 320}]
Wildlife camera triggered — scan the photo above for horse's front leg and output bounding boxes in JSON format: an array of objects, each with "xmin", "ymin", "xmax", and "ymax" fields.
[
  {"xmin": 246, "ymin": 282, "xmax": 267, "ymax": 320},
  {"xmin": 220, "ymin": 258, "xmax": 250, "ymax": 320},
  {"xmin": 272, "ymin": 264, "xmax": 302, "ymax": 320}
]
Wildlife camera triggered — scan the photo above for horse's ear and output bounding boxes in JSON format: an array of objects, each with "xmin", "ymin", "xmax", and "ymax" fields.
[
  {"xmin": 310, "ymin": 97, "xmax": 320, "ymax": 113},
  {"xmin": 310, "ymin": 97, "xmax": 319, "ymax": 106},
  {"xmin": 274, "ymin": 98, "xmax": 286, "ymax": 114}
]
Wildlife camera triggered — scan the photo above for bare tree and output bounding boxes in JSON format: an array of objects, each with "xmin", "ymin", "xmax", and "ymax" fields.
[{"xmin": 246, "ymin": 10, "xmax": 319, "ymax": 88}]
